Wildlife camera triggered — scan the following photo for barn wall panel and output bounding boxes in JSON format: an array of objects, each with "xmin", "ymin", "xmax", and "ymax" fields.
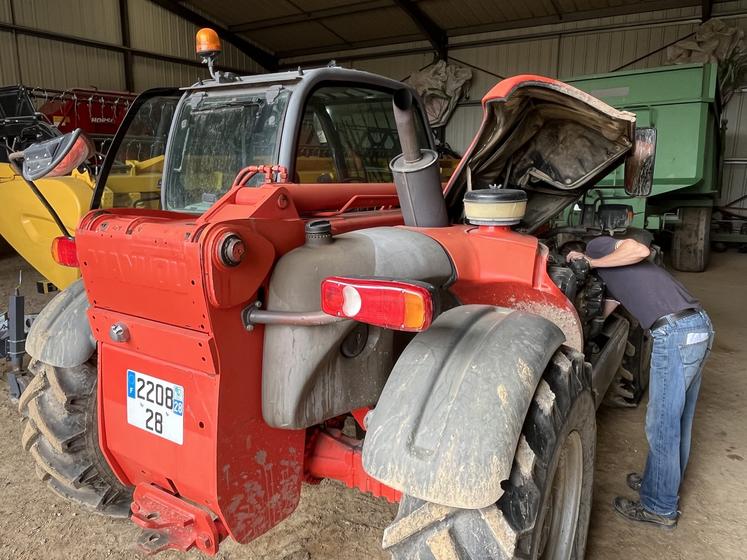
[
  {"xmin": 12, "ymin": 0, "xmax": 121, "ymax": 43},
  {"xmin": 0, "ymin": 0, "xmax": 10, "ymax": 22},
  {"xmin": 132, "ymin": 55, "xmax": 201, "ymax": 90},
  {"xmin": 0, "ymin": 30, "xmax": 20, "ymax": 84},
  {"xmin": 16, "ymin": 35, "xmax": 125, "ymax": 91}
]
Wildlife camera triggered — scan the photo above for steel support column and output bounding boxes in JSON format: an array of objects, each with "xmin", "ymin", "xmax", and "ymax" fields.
[
  {"xmin": 702, "ymin": 0, "xmax": 713, "ymax": 20},
  {"xmin": 119, "ymin": 0, "xmax": 135, "ymax": 92},
  {"xmin": 392, "ymin": 0, "xmax": 448, "ymax": 60}
]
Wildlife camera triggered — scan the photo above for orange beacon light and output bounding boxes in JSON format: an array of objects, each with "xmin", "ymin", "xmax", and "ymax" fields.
[{"xmin": 196, "ymin": 28, "xmax": 222, "ymax": 58}]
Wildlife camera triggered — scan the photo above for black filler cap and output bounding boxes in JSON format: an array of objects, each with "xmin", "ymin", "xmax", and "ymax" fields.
[
  {"xmin": 463, "ymin": 188, "xmax": 527, "ymax": 204},
  {"xmin": 305, "ymin": 219, "xmax": 333, "ymax": 245}
]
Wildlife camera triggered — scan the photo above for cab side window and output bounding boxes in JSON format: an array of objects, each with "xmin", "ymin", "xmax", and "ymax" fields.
[
  {"xmin": 100, "ymin": 95, "xmax": 178, "ymax": 209},
  {"xmin": 295, "ymin": 86, "xmax": 428, "ymax": 184}
]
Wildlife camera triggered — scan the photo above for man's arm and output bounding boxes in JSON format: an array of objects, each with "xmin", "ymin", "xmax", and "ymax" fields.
[{"xmin": 567, "ymin": 238, "xmax": 650, "ymax": 268}]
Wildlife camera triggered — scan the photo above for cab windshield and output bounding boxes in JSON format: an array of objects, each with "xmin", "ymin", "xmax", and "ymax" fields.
[{"xmin": 163, "ymin": 87, "xmax": 290, "ymax": 213}]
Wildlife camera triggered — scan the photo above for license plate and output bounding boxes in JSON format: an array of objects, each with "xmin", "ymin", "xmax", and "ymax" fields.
[{"xmin": 126, "ymin": 370, "xmax": 184, "ymax": 444}]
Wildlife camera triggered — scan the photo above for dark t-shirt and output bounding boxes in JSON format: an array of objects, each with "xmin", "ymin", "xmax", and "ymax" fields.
[{"xmin": 585, "ymin": 236, "xmax": 700, "ymax": 329}]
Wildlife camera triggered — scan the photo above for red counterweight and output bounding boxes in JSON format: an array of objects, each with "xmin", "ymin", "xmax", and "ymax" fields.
[{"xmin": 77, "ymin": 186, "xmax": 308, "ymax": 550}]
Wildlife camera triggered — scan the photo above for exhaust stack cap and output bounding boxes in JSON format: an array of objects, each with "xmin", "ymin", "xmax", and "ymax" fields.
[{"xmin": 464, "ymin": 188, "xmax": 527, "ymax": 226}]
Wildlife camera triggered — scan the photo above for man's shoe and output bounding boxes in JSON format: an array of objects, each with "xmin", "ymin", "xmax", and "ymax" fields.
[
  {"xmin": 627, "ymin": 472, "xmax": 642, "ymax": 492},
  {"xmin": 613, "ymin": 497, "xmax": 678, "ymax": 529}
]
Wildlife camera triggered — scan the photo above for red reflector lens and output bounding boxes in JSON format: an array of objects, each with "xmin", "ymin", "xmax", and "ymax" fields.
[
  {"xmin": 51, "ymin": 236, "xmax": 79, "ymax": 267},
  {"xmin": 321, "ymin": 277, "xmax": 434, "ymax": 332}
]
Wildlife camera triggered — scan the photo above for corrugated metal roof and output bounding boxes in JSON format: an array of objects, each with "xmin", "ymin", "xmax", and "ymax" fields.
[
  {"xmin": 183, "ymin": 0, "xmax": 714, "ymax": 62},
  {"xmin": 326, "ymin": 8, "xmax": 421, "ymax": 42}
]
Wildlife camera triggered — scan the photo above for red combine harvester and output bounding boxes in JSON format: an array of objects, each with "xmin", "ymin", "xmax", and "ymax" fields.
[
  {"xmin": 36, "ymin": 87, "xmax": 134, "ymax": 151},
  {"xmin": 0, "ymin": 85, "xmax": 134, "ymax": 158},
  {"xmin": 13, "ymin": 29, "xmax": 656, "ymax": 558}
]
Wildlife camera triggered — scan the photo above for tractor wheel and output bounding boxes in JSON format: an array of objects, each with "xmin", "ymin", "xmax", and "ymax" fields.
[
  {"xmin": 18, "ymin": 358, "xmax": 132, "ymax": 517},
  {"xmin": 383, "ymin": 347, "xmax": 596, "ymax": 559},
  {"xmin": 671, "ymin": 207, "xmax": 711, "ymax": 272},
  {"xmin": 603, "ymin": 311, "xmax": 651, "ymax": 408}
]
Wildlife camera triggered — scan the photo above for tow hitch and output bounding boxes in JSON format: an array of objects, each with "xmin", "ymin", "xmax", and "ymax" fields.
[{"xmin": 131, "ymin": 484, "xmax": 226, "ymax": 556}]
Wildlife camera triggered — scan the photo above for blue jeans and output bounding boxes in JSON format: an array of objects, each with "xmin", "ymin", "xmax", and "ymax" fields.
[{"xmin": 640, "ymin": 309, "xmax": 714, "ymax": 517}]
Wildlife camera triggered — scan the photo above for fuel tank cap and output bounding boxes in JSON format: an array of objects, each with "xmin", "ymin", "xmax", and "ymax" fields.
[
  {"xmin": 464, "ymin": 188, "xmax": 527, "ymax": 226},
  {"xmin": 305, "ymin": 219, "xmax": 333, "ymax": 245}
]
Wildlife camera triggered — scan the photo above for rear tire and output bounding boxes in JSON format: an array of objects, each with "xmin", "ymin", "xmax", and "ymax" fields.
[
  {"xmin": 603, "ymin": 310, "xmax": 651, "ymax": 408},
  {"xmin": 18, "ymin": 359, "xmax": 132, "ymax": 517},
  {"xmin": 383, "ymin": 347, "xmax": 596, "ymax": 559},
  {"xmin": 671, "ymin": 207, "xmax": 711, "ymax": 272}
]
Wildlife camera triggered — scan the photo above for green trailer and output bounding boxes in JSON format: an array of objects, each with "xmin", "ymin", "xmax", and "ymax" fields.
[{"xmin": 565, "ymin": 63, "xmax": 719, "ymax": 271}]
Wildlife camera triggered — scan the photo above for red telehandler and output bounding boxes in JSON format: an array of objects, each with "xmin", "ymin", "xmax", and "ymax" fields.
[{"xmin": 13, "ymin": 29, "xmax": 655, "ymax": 558}]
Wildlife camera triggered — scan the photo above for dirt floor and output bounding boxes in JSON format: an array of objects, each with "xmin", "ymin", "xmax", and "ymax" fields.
[{"xmin": 0, "ymin": 251, "xmax": 745, "ymax": 559}]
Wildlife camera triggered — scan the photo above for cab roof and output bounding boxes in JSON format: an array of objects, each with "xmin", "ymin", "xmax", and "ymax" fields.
[{"xmin": 183, "ymin": 65, "xmax": 410, "ymax": 95}]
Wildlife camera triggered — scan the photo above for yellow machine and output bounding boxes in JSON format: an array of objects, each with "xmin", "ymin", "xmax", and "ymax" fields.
[{"xmin": 0, "ymin": 157, "xmax": 162, "ymax": 289}]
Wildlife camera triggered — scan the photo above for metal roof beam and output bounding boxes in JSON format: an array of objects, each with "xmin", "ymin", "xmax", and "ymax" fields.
[
  {"xmin": 282, "ymin": 8, "xmax": 705, "ymax": 66},
  {"xmin": 231, "ymin": 0, "xmax": 392, "ymax": 32},
  {"xmin": 280, "ymin": 33, "xmax": 427, "ymax": 60},
  {"xmin": 391, "ymin": 0, "xmax": 448, "ymax": 59},
  {"xmin": 119, "ymin": 0, "xmax": 134, "ymax": 92},
  {"xmin": 702, "ymin": 0, "xmax": 713, "ymax": 20},
  {"xmin": 548, "ymin": 0, "xmax": 564, "ymax": 20},
  {"xmin": 277, "ymin": 0, "xmax": 702, "ymax": 62},
  {"xmin": 147, "ymin": 0, "xmax": 278, "ymax": 70},
  {"xmin": 422, "ymin": 0, "xmax": 702, "ymax": 38}
]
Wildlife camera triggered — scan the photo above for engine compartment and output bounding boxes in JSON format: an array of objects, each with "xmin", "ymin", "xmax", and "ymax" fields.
[
  {"xmin": 539, "ymin": 227, "xmax": 655, "ymax": 407},
  {"xmin": 543, "ymin": 235, "xmax": 607, "ymax": 354}
]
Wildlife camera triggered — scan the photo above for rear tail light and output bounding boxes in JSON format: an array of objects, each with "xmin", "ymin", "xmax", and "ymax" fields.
[
  {"xmin": 51, "ymin": 236, "xmax": 79, "ymax": 267},
  {"xmin": 321, "ymin": 277, "xmax": 435, "ymax": 332}
]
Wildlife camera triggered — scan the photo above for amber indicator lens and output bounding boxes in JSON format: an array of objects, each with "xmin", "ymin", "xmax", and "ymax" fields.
[{"xmin": 51, "ymin": 236, "xmax": 79, "ymax": 267}]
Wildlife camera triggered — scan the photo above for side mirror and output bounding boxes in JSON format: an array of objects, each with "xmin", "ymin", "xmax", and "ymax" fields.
[
  {"xmin": 21, "ymin": 129, "xmax": 94, "ymax": 181},
  {"xmin": 624, "ymin": 127, "xmax": 656, "ymax": 197}
]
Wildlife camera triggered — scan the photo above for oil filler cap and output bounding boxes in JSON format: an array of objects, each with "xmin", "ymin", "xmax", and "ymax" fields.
[{"xmin": 464, "ymin": 188, "xmax": 527, "ymax": 226}]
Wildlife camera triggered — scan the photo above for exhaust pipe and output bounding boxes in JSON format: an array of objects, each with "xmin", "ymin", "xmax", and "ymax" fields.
[{"xmin": 390, "ymin": 89, "xmax": 449, "ymax": 228}]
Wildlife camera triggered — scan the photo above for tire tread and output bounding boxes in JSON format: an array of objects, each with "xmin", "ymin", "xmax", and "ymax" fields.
[
  {"xmin": 384, "ymin": 347, "xmax": 594, "ymax": 560},
  {"xmin": 18, "ymin": 359, "xmax": 132, "ymax": 518}
]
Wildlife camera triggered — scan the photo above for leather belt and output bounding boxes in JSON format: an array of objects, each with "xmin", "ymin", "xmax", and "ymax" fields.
[{"xmin": 650, "ymin": 308, "xmax": 699, "ymax": 331}]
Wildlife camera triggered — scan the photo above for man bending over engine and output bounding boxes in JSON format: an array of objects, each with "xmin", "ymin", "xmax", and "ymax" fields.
[{"xmin": 567, "ymin": 237, "xmax": 714, "ymax": 529}]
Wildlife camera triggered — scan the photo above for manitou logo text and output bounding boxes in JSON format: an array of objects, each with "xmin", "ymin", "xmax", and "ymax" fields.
[{"xmin": 88, "ymin": 249, "xmax": 189, "ymax": 291}]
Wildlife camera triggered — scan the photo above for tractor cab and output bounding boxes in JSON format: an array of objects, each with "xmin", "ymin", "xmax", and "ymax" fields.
[{"xmin": 92, "ymin": 65, "xmax": 436, "ymax": 221}]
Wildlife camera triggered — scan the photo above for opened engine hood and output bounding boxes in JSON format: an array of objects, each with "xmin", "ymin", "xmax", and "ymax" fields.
[{"xmin": 445, "ymin": 75, "xmax": 636, "ymax": 231}]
